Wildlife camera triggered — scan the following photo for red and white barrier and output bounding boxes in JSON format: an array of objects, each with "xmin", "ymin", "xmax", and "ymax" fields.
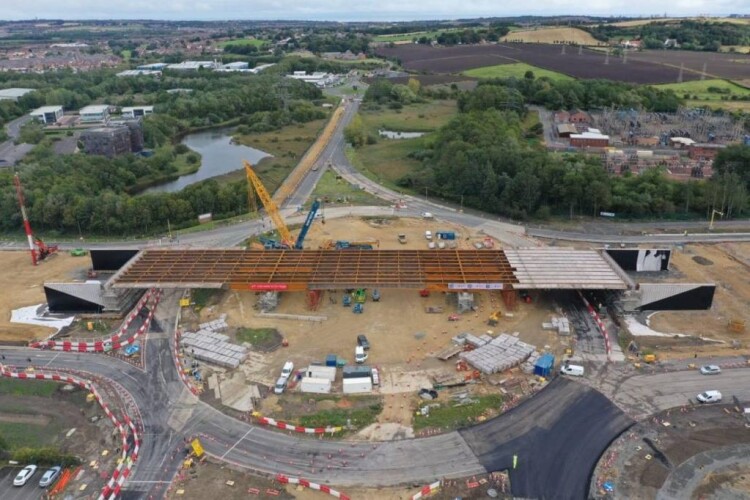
[
  {"xmin": 254, "ymin": 413, "xmax": 343, "ymax": 434},
  {"xmin": 411, "ymin": 480, "xmax": 442, "ymax": 500},
  {"xmin": 578, "ymin": 292, "xmax": 612, "ymax": 359},
  {"xmin": 0, "ymin": 365, "xmax": 139, "ymax": 500},
  {"xmin": 275, "ymin": 474, "xmax": 350, "ymax": 499},
  {"xmin": 30, "ymin": 290, "xmax": 161, "ymax": 352},
  {"xmin": 174, "ymin": 328, "xmax": 200, "ymax": 396}
]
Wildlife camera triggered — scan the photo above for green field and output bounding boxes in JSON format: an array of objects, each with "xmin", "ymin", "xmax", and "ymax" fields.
[
  {"xmin": 360, "ymin": 99, "xmax": 457, "ymax": 133},
  {"xmin": 413, "ymin": 394, "xmax": 504, "ymax": 431},
  {"xmin": 0, "ymin": 422, "xmax": 61, "ymax": 449},
  {"xmin": 310, "ymin": 169, "xmax": 387, "ymax": 207},
  {"xmin": 0, "ymin": 379, "xmax": 59, "ymax": 397},
  {"xmin": 464, "ymin": 63, "xmax": 573, "ymax": 82},
  {"xmin": 655, "ymin": 79, "xmax": 750, "ymax": 112},
  {"xmin": 219, "ymin": 38, "xmax": 267, "ymax": 48},
  {"xmin": 372, "ymin": 28, "xmax": 462, "ymax": 43},
  {"xmin": 654, "ymin": 79, "xmax": 750, "ymax": 100},
  {"xmin": 347, "ymin": 139, "xmax": 425, "ymax": 192}
]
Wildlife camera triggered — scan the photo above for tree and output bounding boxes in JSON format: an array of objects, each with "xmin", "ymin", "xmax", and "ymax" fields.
[
  {"xmin": 714, "ymin": 144, "xmax": 750, "ymax": 190},
  {"xmin": 343, "ymin": 113, "xmax": 366, "ymax": 148}
]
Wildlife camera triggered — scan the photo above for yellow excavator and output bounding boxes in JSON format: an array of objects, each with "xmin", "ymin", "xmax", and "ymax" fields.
[{"xmin": 488, "ymin": 310, "xmax": 503, "ymax": 326}]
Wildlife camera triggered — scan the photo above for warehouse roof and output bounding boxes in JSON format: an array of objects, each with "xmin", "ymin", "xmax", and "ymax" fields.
[
  {"xmin": 80, "ymin": 104, "xmax": 110, "ymax": 114},
  {"xmin": 0, "ymin": 88, "xmax": 34, "ymax": 99}
]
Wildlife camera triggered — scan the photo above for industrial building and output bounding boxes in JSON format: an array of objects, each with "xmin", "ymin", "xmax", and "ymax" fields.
[
  {"xmin": 80, "ymin": 123, "xmax": 141, "ymax": 158},
  {"xmin": 79, "ymin": 104, "xmax": 111, "ymax": 123},
  {"xmin": 109, "ymin": 119, "xmax": 145, "ymax": 153},
  {"xmin": 286, "ymin": 71, "xmax": 337, "ymax": 87},
  {"xmin": 117, "ymin": 69, "xmax": 162, "ymax": 77},
  {"xmin": 556, "ymin": 123, "xmax": 577, "ymax": 138},
  {"xmin": 121, "ymin": 106, "xmax": 154, "ymax": 119},
  {"xmin": 0, "ymin": 88, "xmax": 34, "ymax": 101},
  {"xmin": 688, "ymin": 143, "xmax": 727, "ymax": 161},
  {"xmin": 570, "ymin": 130, "xmax": 610, "ymax": 148},
  {"xmin": 137, "ymin": 63, "xmax": 168, "ymax": 70},
  {"xmin": 222, "ymin": 61, "xmax": 249, "ymax": 70},
  {"xmin": 166, "ymin": 61, "xmax": 220, "ymax": 71},
  {"xmin": 30, "ymin": 105, "xmax": 63, "ymax": 124}
]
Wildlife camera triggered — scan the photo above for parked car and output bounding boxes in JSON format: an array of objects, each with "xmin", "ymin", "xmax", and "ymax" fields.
[
  {"xmin": 39, "ymin": 466, "xmax": 61, "ymax": 488},
  {"xmin": 13, "ymin": 465, "xmax": 37, "ymax": 486},
  {"xmin": 560, "ymin": 364, "xmax": 585, "ymax": 377},
  {"xmin": 355, "ymin": 345, "xmax": 368, "ymax": 364},
  {"xmin": 425, "ymin": 230, "xmax": 433, "ymax": 240},
  {"xmin": 280, "ymin": 361, "xmax": 294, "ymax": 380},
  {"xmin": 696, "ymin": 390, "xmax": 722, "ymax": 403},
  {"xmin": 273, "ymin": 376, "xmax": 288, "ymax": 395},
  {"xmin": 397, "ymin": 234, "xmax": 407, "ymax": 244},
  {"xmin": 357, "ymin": 334, "xmax": 370, "ymax": 350},
  {"xmin": 699, "ymin": 365, "xmax": 721, "ymax": 375}
]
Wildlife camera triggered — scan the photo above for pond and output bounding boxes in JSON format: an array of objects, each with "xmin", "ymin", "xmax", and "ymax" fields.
[
  {"xmin": 378, "ymin": 129, "xmax": 426, "ymax": 140},
  {"xmin": 144, "ymin": 127, "xmax": 271, "ymax": 193}
]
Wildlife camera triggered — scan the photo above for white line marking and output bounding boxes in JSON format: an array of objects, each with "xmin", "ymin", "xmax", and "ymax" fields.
[{"xmin": 220, "ymin": 427, "xmax": 254, "ymax": 460}]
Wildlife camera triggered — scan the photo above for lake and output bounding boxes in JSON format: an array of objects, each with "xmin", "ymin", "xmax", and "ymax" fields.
[{"xmin": 144, "ymin": 128, "xmax": 271, "ymax": 193}]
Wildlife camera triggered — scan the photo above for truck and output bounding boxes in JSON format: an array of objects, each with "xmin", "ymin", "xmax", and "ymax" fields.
[
  {"xmin": 300, "ymin": 377, "xmax": 332, "ymax": 394},
  {"xmin": 436, "ymin": 231, "xmax": 456, "ymax": 240},
  {"xmin": 343, "ymin": 377, "xmax": 373, "ymax": 394},
  {"xmin": 306, "ymin": 365, "xmax": 336, "ymax": 382}
]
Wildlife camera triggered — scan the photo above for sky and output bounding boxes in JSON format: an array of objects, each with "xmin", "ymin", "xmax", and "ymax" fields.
[{"xmin": 0, "ymin": 0, "xmax": 748, "ymax": 21}]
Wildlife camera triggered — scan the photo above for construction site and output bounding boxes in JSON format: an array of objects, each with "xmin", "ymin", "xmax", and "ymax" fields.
[{"xmin": 1, "ymin": 106, "xmax": 749, "ymax": 499}]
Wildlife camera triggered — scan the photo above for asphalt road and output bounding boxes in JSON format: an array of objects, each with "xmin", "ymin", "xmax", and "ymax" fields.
[
  {"xmin": 461, "ymin": 378, "xmax": 633, "ymax": 500},
  {"xmin": 0, "ymin": 466, "xmax": 48, "ymax": 500}
]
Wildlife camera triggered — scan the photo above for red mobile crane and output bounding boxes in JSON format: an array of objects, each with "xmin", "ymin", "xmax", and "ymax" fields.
[{"xmin": 13, "ymin": 173, "xmax": 58, "ymax": 265}]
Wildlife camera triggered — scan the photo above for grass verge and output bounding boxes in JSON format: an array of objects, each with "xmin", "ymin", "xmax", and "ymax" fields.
[
  {"xmin": 236, "ymin": 328, "xmax": 278, "ymax": 345},
  {"xmin": 464, "ymin": 63, "xmax": 573, "ymax": 82},
  {"xmin": 413, "ymin": 394, "xmax": 503, "ymax": 431},
  {"xmin": 309, "ymin": 169, "xmax": 388, "ymax": 207},
  {"xmin": 232, "ymin": 117, "xmax": 329, "ymax": 193},
  {"xmin": 345, "ymin": 144, "xmax": 419, "ymax": 195},
  {"xmin": 298, "ymin": 402, "xmax": 383, "ymax": 430},
  {"xmin": 0, "ymin": 379, "xmax": 58, "ymax": 397}
]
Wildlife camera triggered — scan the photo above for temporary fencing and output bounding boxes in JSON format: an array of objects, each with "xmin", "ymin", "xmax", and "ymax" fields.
[
  {"xmin": 30, "ymin": 289, "xmax": 162, "ymax": 352},
  {"xmin": 252, "ymin": 412, "xmax": 343, "ymax": 434},
  {"xmin": 578, "ymin": 292, "xmax": 612, "ymax": 359},
  {"xmin": 411, "ymin": 480, "xmax": 442, "ymax": 499},
  {"xmin": 0, "ymin": 365, "xmax": 140, "ymax": 500},
  {"xmin": 173, "ymin": 328, "xmax": 201, "ymax": 396},
  {"xmin": 275, "ymin": 474, "xmax": 350, "ymax": 499}
]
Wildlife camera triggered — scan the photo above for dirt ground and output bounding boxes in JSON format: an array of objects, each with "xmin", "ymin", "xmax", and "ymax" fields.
[
  {"xmin": 592, "ymin": 403, "xmax": 750, "ymax": 499},
  {"xmin": 693, "ymin": 463, "xmax": 750, "ymax": 499},
  {"xmin": 169, "ymin": 459, "xmax": 509, "ymax": 500},
  {"xmin": 644, "ymin": 243, "xmax": 750, "ymax": 358},
  {"xmin": 196, "ymin": 216, "xmax": 564, "ymax": 380},
  {"xmin": 0, "ymin": 251, "xmax": 91, "ymax": 342}
]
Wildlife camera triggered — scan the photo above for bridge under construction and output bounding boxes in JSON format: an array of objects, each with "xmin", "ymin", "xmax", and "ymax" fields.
[{"xmin": 108, "ymin": 247, "xmax": 630, "ymax": 292}]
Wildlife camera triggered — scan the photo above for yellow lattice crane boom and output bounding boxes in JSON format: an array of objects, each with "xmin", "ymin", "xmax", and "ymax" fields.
[{"xmin": 244, "ymin": 160, "xmax": 293, "ymax": 247}]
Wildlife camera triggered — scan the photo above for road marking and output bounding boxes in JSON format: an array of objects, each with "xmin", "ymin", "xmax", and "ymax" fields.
[
  {"xmin": 220, "ymin": 427, "xmax": 254, "ymax": 460},
  {"xmin": 124, "ymin": 480, "xmax": 173, "ymax": 484},
  {"xmin": 44, "ymin": 353, "xmax": 59, "ymax": 368}
]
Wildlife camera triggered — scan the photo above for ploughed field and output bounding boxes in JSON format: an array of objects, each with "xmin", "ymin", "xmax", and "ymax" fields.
[{"xmin": 375, "ymin": 43, "xmax": 747, "ymax": 84}]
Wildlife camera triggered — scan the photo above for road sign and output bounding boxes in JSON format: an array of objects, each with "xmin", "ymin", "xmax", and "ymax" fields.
[
  {"xmin": 448, "ymin": 283, "xmax": 503, "ymax": 290},
  {"xmin": 191, "ymin": 438, "xmax": 204, "ymax": 457},
  {"xmin": 249, "ymin": 283, "xmax": 289, "ymax": 291}
]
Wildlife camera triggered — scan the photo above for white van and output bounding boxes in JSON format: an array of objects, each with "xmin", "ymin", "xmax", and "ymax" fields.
[
  {"xmin": 560, "ymin": 364, "xmax": 585, "ymax": 377},
  {"xmin": 280, "ymin": 361, "xmax": 294, "ymax": 380},
  {"xmin": 425, "ymin": 230, "xmax": 433, "ymax": 241},
  {"xmin": 355, "ymin": 345, "xmax": 368, "ymax": 364},
  {"xmin": 696, "ymin": 390, "xmax": 722, "ymax": 403},
  {"xmin": 273, "ymin": 376, "xmax": 288, "ymax": 395}
]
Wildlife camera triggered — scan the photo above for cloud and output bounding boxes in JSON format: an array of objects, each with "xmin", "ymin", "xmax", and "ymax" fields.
[{"xmin": 0, "ymin": 0, "xmax": 747, "ymax": 20}]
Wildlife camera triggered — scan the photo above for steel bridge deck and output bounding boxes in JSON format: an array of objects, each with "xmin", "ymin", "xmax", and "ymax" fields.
[{"xmin": 109, "ymin": 249, "xmax": 519, "ymax": 291}]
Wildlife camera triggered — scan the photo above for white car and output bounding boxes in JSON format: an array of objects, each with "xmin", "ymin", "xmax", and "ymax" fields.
[
  {"xmin": 280, "ymin": 361, "xmax": 294, "ymax": 380},
  {"xmin": 13, "ymin": 465, "xmax": 37, "ymax": 486},
  {"xmin": 699, "ymin": 365, "xmax": 721, "ymax": 375},
  {"xmin": 425, "ymin": 231, "xmax": 433, "ymax": 241},
  {"xmin": 696, "ymin": 390, "xmax": 722, "ymax": 403},
  {"xmin": 39, "ymin": 466, "xmax": 61, "ymax": 488}
]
